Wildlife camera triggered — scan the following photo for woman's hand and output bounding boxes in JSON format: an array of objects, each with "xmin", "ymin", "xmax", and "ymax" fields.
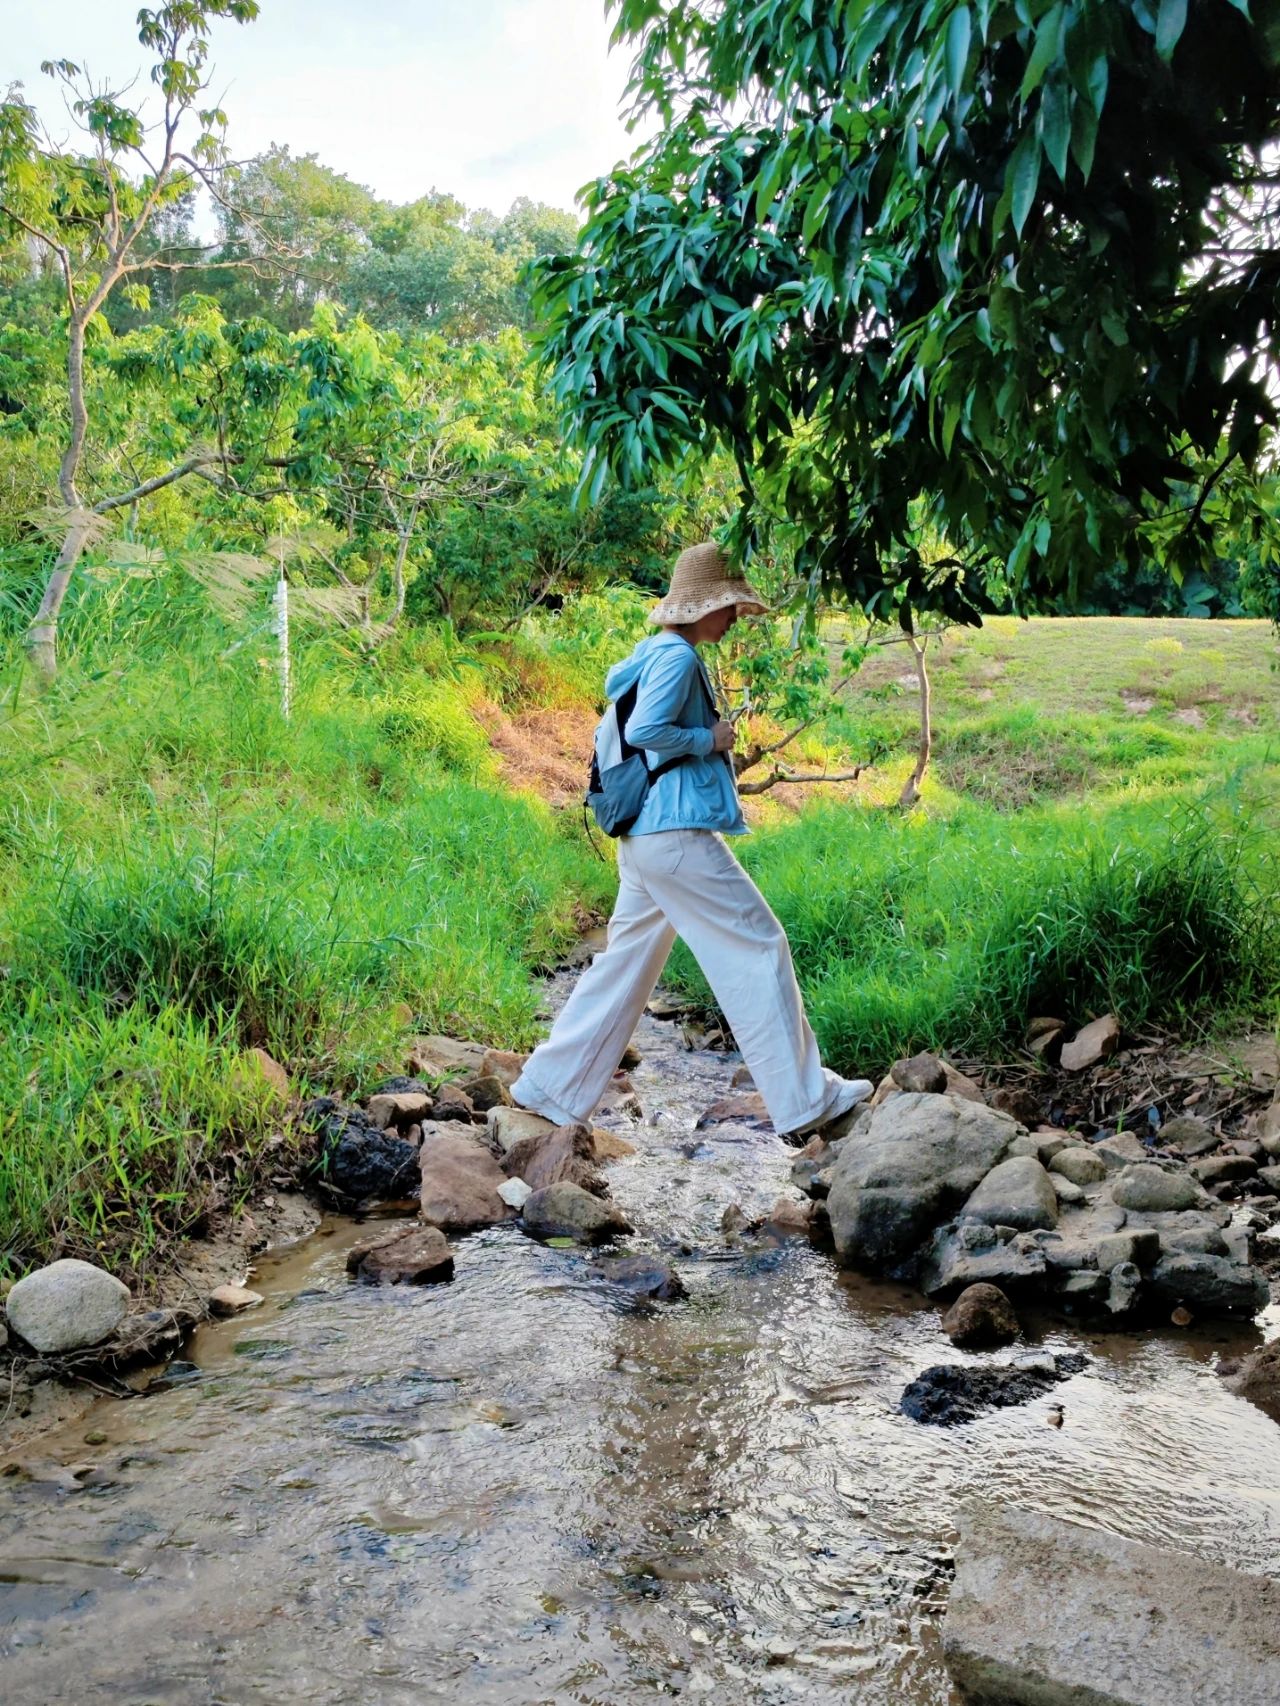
[{"xmin": 711, "ymin": 719, "xmax": 737, "ymax": 753}]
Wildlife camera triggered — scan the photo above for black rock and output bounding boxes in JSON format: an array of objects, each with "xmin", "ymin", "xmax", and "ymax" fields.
[
  {"xmin": 367, "ymin": 1076, "xmax": 432, "ymax": 1098},
  {"xmin": 303, "ymin": 1099, "xmax": 420, "ymax": 1201},
  {"xmin": 900, "ymin": 1352, "xmax": 1088, "ymax": 1426}
]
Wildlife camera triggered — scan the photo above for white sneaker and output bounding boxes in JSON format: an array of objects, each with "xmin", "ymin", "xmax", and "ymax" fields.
[{"xmin": 785, "ymin": 1076, "xmax": 874, "ymax": 1141}]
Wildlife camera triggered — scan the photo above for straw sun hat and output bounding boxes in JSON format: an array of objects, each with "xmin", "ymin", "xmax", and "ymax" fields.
[{"xmin": 649, "ymin": 542, "xmax": 768, "ymax": 625}]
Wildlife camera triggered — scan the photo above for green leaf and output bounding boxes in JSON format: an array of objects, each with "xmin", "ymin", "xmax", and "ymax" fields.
[
  {"xmin": 1155, "ymin": 0, "xmax": 1188, "ymax": 59},
  {"xmin": 1020, "ymin": 3, "xmax": 1064, "ymax": 103},
  {"xmin": 1009, "ymin": 131, "xmax": 1041, "ymax": 236},
  {"xmin": 1070, "ymin": 98, "xmax": 1098, "ymax": 179},
  {"xmin": 1040, "ymin": 81, "xmax": 1071, "ymax": 181},
  {"xmin": 946, "ymin": 6, "xmax": 972, "ymax": 101}
]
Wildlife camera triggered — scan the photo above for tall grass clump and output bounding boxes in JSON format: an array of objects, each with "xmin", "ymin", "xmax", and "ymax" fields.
[
  {"xmin": 0, "ymin": 572, "xmax": 615, "ymax": 1276},
  {"xmin": 664, "ymin": 781, "xmax": 1278, "ymax": 1074}
]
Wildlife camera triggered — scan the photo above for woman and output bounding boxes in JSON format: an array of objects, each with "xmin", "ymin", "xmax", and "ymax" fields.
[{"xmin": 512, "ymin": 542, "xmax": 873, "ymax": 1138}]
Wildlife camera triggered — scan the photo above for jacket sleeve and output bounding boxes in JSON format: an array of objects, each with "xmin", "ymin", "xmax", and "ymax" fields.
[{"xmin": 624, "ymin": 646, "xmax": 716, "ymax": 757}]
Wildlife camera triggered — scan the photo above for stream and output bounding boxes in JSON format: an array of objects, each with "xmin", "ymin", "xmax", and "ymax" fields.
[{"xmin": 3, "ymin": 971, "xmax": 1279, "ymax": 1705}]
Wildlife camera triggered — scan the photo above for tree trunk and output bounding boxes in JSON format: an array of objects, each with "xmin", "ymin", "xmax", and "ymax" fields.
[
  {"xmin": 26, "ymin": 315, "xmax": 91, "ymax": 680},
  {"xmin": 897, "ymin": 633, "xmax": 933, "ymax": 808}
]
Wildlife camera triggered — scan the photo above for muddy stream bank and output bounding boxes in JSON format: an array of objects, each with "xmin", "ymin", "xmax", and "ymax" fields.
[{"xmin": 3, "ymin": 970, "xmax": 1279, "ymax": 1704}]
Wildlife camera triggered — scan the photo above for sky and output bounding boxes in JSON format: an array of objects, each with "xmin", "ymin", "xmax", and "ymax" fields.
[{"xmin": 6, "ymin": 0, "xmax": 644, "ymax": 217}]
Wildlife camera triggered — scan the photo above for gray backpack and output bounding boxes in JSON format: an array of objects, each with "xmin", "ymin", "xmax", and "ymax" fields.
[{"xmin": 585, "ymin": 670, "xmax": 719, "ymax": 838}]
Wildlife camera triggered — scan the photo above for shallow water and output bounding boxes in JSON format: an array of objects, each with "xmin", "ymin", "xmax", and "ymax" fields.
[{"xmin": 3, "ymin": 980, "xmax": 1278, "ymax": 1705}]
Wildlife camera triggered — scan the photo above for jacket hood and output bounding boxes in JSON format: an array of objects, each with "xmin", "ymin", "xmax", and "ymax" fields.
[{"xmin": 604, "ymin": 631, "xmax": 690, "ymax": 701}]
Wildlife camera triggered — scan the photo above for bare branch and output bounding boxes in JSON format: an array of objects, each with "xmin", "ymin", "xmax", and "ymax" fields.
[{"xmin": 738, "ymin": 761, "xmax": 871, "ymax": 796}]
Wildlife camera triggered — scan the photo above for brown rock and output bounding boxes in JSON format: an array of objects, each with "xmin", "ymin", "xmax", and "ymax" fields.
[
  {"xmin": 730, "ymin": 1064, "xmax": 754, "ymax": 1089},
  {"xmin": 1027, "ymin": 1027, "xmax": 1065, "ymax": 1062},
  {"xmin": 489, "ymin": 1105, "xmax": 556, "ymax": 1154},
  {"xmin": 941, "ymin": 1283, "xmax": 1020, "ymax": 1349},
  {"xmin": 406, "ymin": 1034, "xmax": 488, "ymax": 1078},
  {"xmin": 479, "ymin": 1048, "xmax": 528, "ymax": 1087},
  {"xmin": 1221, "ymin": 1337, "xmax": 1280, "ymax": 1423},
  {"xmin": 870, "ymin": 1072, "xmax": 903, "ymax": 1108},
  {"xmin": 721, "ymin": 1203, "xmax": 750, "ymax": 1238},
  {"xmin": 431, "ymin": 1083, "xmax": 476, "ymax": 1122},
  {"xmin": 765, "ymin": 1197, "xmax": 813, "ymax": 1238},
  {"xmin": 502, "ymin": 1123, "xmax": 606, "ymax": 1196},
  {"xmin": 1189, "ymin": 1155, "xmax": 1257, "ymax": 1186},
  {"xmin": 367, "ymin": 1090, "xmax": 433, "ymax": 1131},
  {"xmin": 247, "ymin": 1048, "xmax": 291, "ymax": 1100},
  {"xmin": 992, "ymin": 1086, "xmax": 1042, "ymax": 1128},
  {"xmin": 591, "ymin": 1127, "xmax": 638, "ymax": 1161},
  {"xmin": 1260, "ymin": 1095, "xmax": 1280, "ymax": 1155},
  {"xmin": 1222, "ymin": 1138, "xmax": 1266, "ymax": 1163},
  {"xmin": 620, "ymin": 1041, "xmax": 644, "ymax": 1070},
  {"xmin": 590, "ymin": 1254, "xmax": 685, "ymax": 1300},
  {"xmin": 456, "ymin": 1073, "xmax": 512, "ymax": 1114},
  {"xmin": 208, "ymin": 1284, "xmax": 263, "ymax": 1316},
  {"xmin": 891, "ymin": 1052, "xmax": 949, "ymax": 1094},
  {"xmin": 418, "ymin": 1131, "xmax": 513, "ymax": 1231},
  {"xmin": 695, "ymin": 1093, "xmax": 773, "ymax": 1131},
  {"xmin": 1059, "ymin": 1014, "xmax": 1121, "ymax": 1072},
  {"xmin": 346, "ymin": 1224, "xmax": 454, "ymax": 1285},
  {"xmin": 941, "ymin": 1062, "xmax": 986, "ymax": 1103},
  {"xmin": 1026, "ymin": 1017, "xmax": 1068, "ymax": 1042}
]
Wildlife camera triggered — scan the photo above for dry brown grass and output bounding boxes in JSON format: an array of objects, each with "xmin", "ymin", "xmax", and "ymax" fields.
[{"xmin": 473, "ymin": 699, "xmax": 599, "ymax": 808}]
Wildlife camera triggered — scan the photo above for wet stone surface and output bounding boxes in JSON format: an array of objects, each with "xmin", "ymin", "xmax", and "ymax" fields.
[{"xmin": 1, "ymin": 971, "xmax": 1278, "ymax": 1705}]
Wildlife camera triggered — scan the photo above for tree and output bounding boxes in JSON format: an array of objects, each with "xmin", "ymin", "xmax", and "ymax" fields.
[
  {"xmin": 533, "ymin": 0, "xmax": 1280, "ymax": 628},
  {"xmin": 0, "ymin": 1, "xmax": 262, "ymax": 677},
  {"xmin": 208, "ymin": 145, "xmax": 378, "ymax": 327}
]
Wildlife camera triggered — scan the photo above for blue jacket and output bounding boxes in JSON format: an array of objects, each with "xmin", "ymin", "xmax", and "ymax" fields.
[{"xmin": 604, "ymin": 631, "xmax": 747, "ymax": 836}]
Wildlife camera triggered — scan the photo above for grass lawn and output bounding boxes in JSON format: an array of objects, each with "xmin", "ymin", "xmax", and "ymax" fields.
[{"xmin": 823, "ymin": 616, "xmax": 1277, "ymax": 811}]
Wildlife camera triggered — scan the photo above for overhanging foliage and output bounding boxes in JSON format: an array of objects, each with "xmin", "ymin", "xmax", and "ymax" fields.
[{"xmin": 533, "ymin": 0, "xmax": 1280, "ymax": 623}]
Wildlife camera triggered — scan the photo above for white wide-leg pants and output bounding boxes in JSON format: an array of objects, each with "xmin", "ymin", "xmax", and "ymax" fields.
[{"xmin": 511, "ymin": 828, "xmax": 846, "ymax": 1135}]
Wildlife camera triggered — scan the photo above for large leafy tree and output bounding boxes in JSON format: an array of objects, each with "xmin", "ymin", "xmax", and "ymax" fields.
[{"xmin": 534, "ymin": 0, "xmax": 1280, "ymax": 624}]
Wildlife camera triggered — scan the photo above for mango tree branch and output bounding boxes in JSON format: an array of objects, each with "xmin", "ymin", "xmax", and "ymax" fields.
[{"xmin": 738, "ymin": 760, "xmax": 871, "ymax": 797}]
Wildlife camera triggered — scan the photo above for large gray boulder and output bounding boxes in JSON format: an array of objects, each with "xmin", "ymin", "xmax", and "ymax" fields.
[
  {"xmin": 959, "ymin": 1155, "xmax": 1058, "ymax": 1232},
  {"xmin": 6, "ymin": 1258, "xmax": 130, "ymax": 1354},
  {"xmin": 944, "ymin": 1501, "xmax": 1280, "ymax": 1705},
  {"xmin": 1148, "ymin": 1251, "xmax": 1268, "ymax": 1318},
  {"xmin": 826, "ymin": 1093, "xmax": 1022, "ymax": 1272}
]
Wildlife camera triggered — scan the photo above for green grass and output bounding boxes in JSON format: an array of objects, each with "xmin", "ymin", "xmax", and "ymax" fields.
[
  {"xmin": 664, "ymin": 775, "xmax": 1280, "ymax": 1078},
  {"xmin": 827, "ymin": 615, "xmax": 1278, "ymax": 810},
  {"xmin": 0, "ymin": 577, "xmax": 613, "ymax": 1280}
]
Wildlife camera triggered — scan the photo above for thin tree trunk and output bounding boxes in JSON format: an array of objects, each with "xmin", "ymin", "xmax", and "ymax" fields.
[
  {"xmin": 389, "ymin": 506, "xmax": 418, "ymax": 630},
  {"xmin": 26, "ymin": 314, "xmax": 90, "ymax": 678},
  {"xmin": 897, "ymin": 633, "xmax": 933, "ymax": 808}
]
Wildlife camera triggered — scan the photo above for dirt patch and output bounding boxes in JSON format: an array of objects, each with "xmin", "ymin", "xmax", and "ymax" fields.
[
  {"xmin": 1120, "ymin": 691, "xmax": 1157, "ymax": 714},
  {"xmin": 1173, "ymin": 706, "xmax": 1206, "ymax": 728},
  {"xmin": 958, "ymin": 1027, "xmax": 1277, "ymax": 1144},
  {"xmin": 473, "ymin": 700, "xmax": 597, "ymax": 808}
]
